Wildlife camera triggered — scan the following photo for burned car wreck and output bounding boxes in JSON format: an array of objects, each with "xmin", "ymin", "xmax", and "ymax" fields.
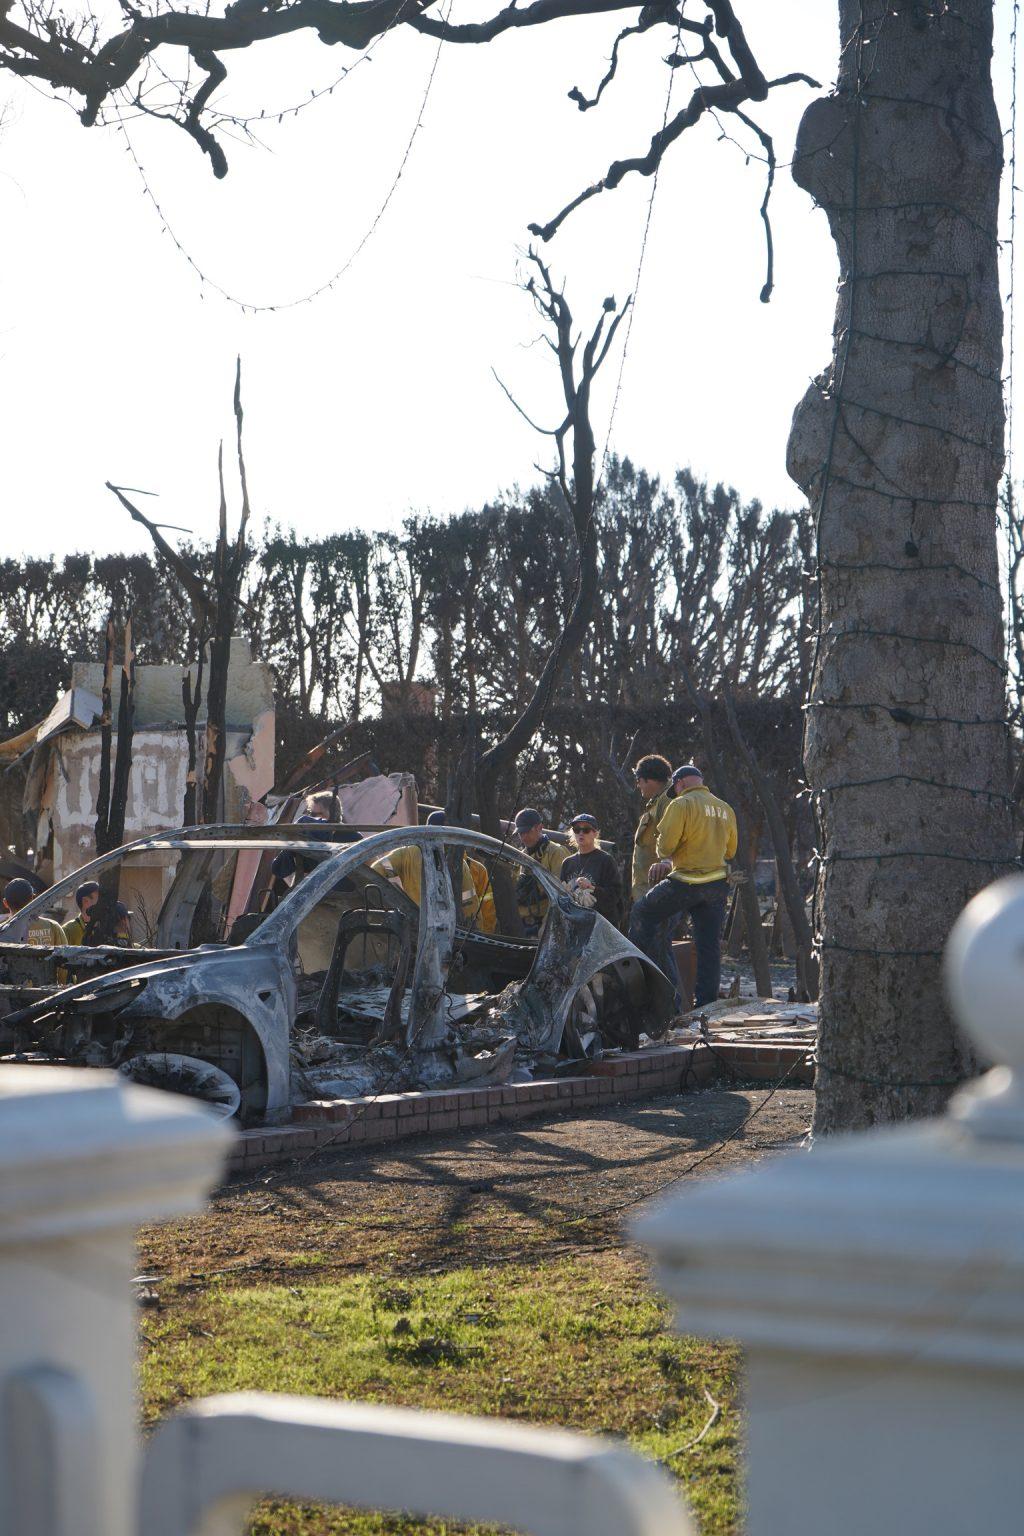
[{"xmin": 0, "ymin": 825, "xmax": 674, "ymax": 1123}]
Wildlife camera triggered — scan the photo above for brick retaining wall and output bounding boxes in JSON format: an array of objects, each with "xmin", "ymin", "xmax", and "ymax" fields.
[{"xmin": 225, "ymin": 1039, "xmax": 813, "ymax": 1177}]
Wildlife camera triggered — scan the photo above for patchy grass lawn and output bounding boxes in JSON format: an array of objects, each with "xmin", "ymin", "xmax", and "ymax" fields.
[
  {"xmin": 138, "ymin": 1089, "xmax": 812, "ymax": 1536},
  {"xmin": 140, "ymin": 1254, "xmax": 742, "ymax": 1536}
]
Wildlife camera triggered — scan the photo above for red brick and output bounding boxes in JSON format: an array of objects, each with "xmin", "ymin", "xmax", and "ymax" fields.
[
  {"xmin": 429, "ymin": 1110, "xmax": 459, "ymax": 1132},
  {"xmin": 459, "ymin": 1109, "xmax": 488, "ymax": 1129},
  {"xmin": 360, "ymin": 1120, "xmax": 394, "ymax": 1143},
  {"xmin": 394, "ymin": 1113, "xmax": 428, "ymax": 1137},
  {"xmin": 314, "ymin": 1125, "xmax": 349, "ymax": 1147}
]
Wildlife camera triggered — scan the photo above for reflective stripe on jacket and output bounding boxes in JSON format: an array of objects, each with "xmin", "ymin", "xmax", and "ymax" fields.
[{"xmin": 371, "ymin": 845, "xmax": 496, "ymax": 930}]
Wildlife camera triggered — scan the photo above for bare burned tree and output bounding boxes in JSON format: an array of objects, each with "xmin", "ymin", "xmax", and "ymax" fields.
[
  {"xmin": 93, "ymin": 615, "xmax": 135, "ymax": 942},
  {"xmin": 0, "ymin": 0, "xmax": 811, "ymax": 290},
  {"xmin": 476, "ymin": 253, "xmax": 629, "ymax": 929},
  {"xmin": 106, "ymin": 360, "xmax": 251, "ymax": 824}
]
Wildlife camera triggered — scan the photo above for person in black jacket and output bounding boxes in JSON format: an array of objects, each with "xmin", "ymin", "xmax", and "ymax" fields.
[{"xmin": 560, "ymin": 814, "xmax": 622, "ymax": 928}]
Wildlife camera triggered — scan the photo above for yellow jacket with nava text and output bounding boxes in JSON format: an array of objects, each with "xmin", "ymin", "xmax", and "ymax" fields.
[{"xmin": 655, "ymin": 784, "xmax": 737, "ymax": 884}]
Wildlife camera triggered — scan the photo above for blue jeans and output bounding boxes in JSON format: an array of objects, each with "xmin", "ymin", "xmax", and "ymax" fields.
[{"xmin": 629, "ymin": 877, "xmax": 729, "ymax": 1008}]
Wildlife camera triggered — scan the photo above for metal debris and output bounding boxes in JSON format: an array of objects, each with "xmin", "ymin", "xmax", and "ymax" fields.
[{"xmin": 0, "ymin": 825, "xmax": 674, "ymax": 1124}]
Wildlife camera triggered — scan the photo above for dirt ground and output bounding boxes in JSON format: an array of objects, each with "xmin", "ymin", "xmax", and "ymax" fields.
[{"xmin": 141, "ymin": 1084, "xmax": 813, "ymax": 1287}]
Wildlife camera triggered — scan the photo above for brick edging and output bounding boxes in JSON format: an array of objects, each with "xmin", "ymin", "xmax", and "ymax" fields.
[{"xmin": 224, "ymin": 1040, "xmax": 813, "ymax": 1177}]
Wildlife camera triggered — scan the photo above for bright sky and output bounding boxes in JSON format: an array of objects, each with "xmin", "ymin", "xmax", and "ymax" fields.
[{"xmin": 0, "ymin": 3, "xmax": 1016, "ymax": 557}]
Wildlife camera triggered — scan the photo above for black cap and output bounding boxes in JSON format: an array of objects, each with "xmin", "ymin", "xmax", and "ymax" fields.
[
  {"xmin": 570, "ymin": 813, "xmax": 599, "ymax": 830},
  {"xmin": 514, "ymin": 808, "xmax": 543, "ymax": 831},
  {"xmin": 75, "ymin": 880, "xmax": 101, "ymax": 908},
  {"xmin": 671, "ymin": 763, "xmax": 703, "ymax": 783},
  {"xmin": 426, "ymin": 810, "xmax": 446, "ymax": 826},
  {"xmin": 271, "ymin": 851, "xmax": 297, "ymax": 879},
  {"xmin": 3, "ymin": 877, "xmax": 34, "ymax": 910}
]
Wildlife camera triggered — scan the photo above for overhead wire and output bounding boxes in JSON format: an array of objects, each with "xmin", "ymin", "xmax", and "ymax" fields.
[
  {"xmin": 596, "ymin": 4, "xmax": 685, "ymax": 487},
  {"xmin": 113, "ymin": 0, "xmax": 454, "ymax": 313}
]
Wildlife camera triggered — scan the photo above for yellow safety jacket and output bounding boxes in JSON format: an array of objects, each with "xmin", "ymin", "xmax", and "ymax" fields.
[
  {"xmin": 655, "ymin": 784, "xmax": 737, "ymax": 884},
  {"xmin": 64, "ymin": 913, "xmax": 94, "ymax": 945},
  {"xmin": 517, "ymin": 837, "xmax": 568, "ymax": 925},
  {"xmin": 20, "ymin": 914, "xmax": 68, "ymax": 946},
  {"xmin": 631, "ymin": 788, "xmax": 673, "ymax": 900},
  {"xmin": 371, "ymin": 846, "xmax": 497, "ymax": 933}
]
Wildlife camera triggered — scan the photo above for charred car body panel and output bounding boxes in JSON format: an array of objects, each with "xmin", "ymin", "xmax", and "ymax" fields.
[{"xmin": 0, "ymin": 825, "xmax": 674, "ymax": 1122}]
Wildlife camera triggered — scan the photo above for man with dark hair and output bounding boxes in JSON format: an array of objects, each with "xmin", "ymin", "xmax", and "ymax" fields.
[
  {"xmin": 631, "ymin": 755, "xmax": 674, "ymax": 903},
  {"xmin": 65, "ymin": 880, "xmax": 100, "ymax": 945},
  {"xmin": 513, "ymin": 808, "xmax": 568, "ymax": 934},
  {"xmin": 2, "ymin": 878, "xmax": 68, "ymax": 946},
  {"xmin": 629, "ymin": 764, "xmax": 737, "ymax": 1009}
]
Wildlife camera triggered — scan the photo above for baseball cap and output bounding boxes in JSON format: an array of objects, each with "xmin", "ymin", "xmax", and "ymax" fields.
[
  {"xmin": 514, "ymin": 808, "xmax": 543, "ymax": 831},
  {"xmin": 426, "ymin": 810, "xmax": 447, "ymax": 826},
  {"xmin": 671, "ymin": 764, "xmax": 703, "ymax": 783},
  {"xmin": 570, "ymin": 813, "xmax": 599, "ymax": 830},
  {"xmin": 3, "ymin": 877, "xmax": 34, "ymax": 910}
]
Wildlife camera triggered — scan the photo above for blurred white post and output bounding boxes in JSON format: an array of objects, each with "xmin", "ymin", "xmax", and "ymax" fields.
[
  {"xmin": 637, "ymin": 873, "xmax": 1024, "ymax": 1536},
  {"xmin": 0, "ymin": 1067, "xmax": 231, "ymax": 1536},
  {"xmin": 0, "ymin": 1064, "xmax": 692, "ymax": 1536}
]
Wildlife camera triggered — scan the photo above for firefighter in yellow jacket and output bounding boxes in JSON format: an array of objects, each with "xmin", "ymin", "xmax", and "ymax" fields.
[
  {"xmin": 370, "ymin": 840, "xmax": 496, "ymax": 933},
  {"xmin": 513, "ymin": 807, "xmax": 568, "ymax": 935},
  {"xmin": 631, "ymin": 754, "xmax": 675, "ymax": 902},
  {"xmin": 627, "ymin": 764, "xmax": 737, "ymax": 1009}
]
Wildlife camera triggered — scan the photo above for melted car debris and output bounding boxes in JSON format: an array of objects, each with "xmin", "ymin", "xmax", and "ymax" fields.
[{"xmin": 0, "ymin": 825, "xmax": 675, "ymax": 1124}]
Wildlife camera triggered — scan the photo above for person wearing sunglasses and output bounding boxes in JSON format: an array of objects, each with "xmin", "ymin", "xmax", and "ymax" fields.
[{"xmin": 561, "ymin": 813, "xmax": 623, "ymax": 927}]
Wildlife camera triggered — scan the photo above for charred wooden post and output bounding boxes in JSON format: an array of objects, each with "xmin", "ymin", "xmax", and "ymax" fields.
[{"xmin": 94, "ymin": 617, "xmax": 115, "ymax": 858}]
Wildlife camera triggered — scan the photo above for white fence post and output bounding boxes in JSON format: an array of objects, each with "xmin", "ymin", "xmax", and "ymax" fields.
[
  {"xmin": 0, "ymin": 1067, "xmax": 231, "ymax": 1536},
  {"xmin": 636, "ymin": 873, "xmax": 1024, "ymax": 1536},
  {"xmin": 141, "ymin": 1394, "xmax": 690, "ymax": 1536}
]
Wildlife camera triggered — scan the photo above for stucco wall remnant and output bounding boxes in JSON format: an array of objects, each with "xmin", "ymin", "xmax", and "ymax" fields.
[{"xmin": 34, "ymin": 638, "xmax": 275, "ymax": 890}]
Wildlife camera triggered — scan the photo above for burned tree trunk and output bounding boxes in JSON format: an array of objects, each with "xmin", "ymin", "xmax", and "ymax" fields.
[
  {"xmin": 108, "ymin": 359, "xmax": 250, "ymax": 828},
  {"xmin": 92, "ymin": 619, "xmax": 135, "ymax": 943},
  {"xmin": 788, "ymin": 0, "xmax": 1016, "ymax": 1130},
  {"xmin": 182, "ymin": 657, "xmax": 204, "ymax": 826},
  {"xmin": 475, "ymin": 257, "xmax": 629, "ymax": 932},
  {"xmin": 107, "ymin": 619, "xmax": 135, "ymax": 852},
  {"xmin": 203, "ymin": 373, "xmax": 251, "ymax": 824},
  {"xmin": 94, "ymin": 617, "xmax": 115, "ymax": 857}
]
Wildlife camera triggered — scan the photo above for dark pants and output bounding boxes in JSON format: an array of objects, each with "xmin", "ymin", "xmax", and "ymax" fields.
[{"xmin": 628, "ymin": 877, "xmax": 729, "ymax": 1008}]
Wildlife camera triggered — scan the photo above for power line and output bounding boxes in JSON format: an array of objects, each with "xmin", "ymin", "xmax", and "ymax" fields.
[{"xmin": 114, "ymin": 0, "xmax": 453, "ymax": 313}]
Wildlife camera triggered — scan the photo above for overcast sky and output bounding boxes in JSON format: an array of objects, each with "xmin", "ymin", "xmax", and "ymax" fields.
[{"xmin": 0, "ymin": 3, "xmax": 1016, "ymax": 557}]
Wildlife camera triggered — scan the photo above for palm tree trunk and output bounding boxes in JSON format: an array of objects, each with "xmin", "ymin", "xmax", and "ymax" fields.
[{"xmin": 788, "ymin": 0, "xmax": 1016, "ymax": 1131}]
